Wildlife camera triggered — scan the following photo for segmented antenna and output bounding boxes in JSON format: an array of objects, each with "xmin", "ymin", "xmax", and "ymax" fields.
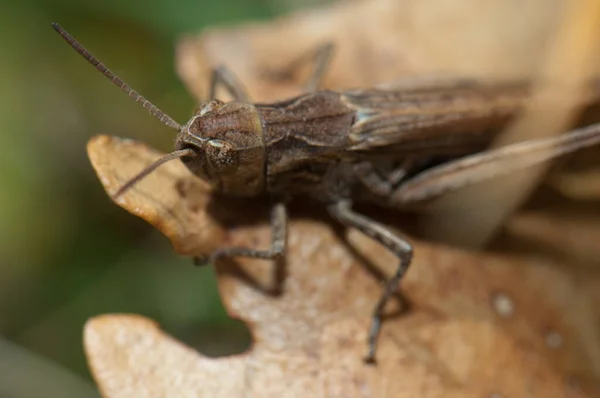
[
  {"xmin": 113, "ymin": 148, "xmax": 196, "ymax": 198},
  {"xmin": 52, "ymin": 23, "xmax": 182, "ymax": 131}
]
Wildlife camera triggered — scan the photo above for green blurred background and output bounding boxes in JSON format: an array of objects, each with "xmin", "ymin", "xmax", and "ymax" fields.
[{"xmin": 0, "ymin": 0, "xmax": 325, "ymax": 396}]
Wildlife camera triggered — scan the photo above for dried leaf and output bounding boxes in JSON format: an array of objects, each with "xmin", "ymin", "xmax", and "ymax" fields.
[
  {"xmin": 84, "ymin": 313, "xmax": 584, "ymax": 398},
  {"xmin": 176, "ymin": 0, "xmax": 562, "ymax": 103},
  {"xmin": 87, "ymin": 136, "xmax": 600, "ymax": 397},
  {"xmin": 552, "ymin": 169, "xmax": 600, "ymax": 200},
  {"xmin": 84, "ymin": 0, "xmax": 600, "ymax": 396},
  {"xmin": 506, "ymin": 211, "xmax": 600, "ymax": 267},
  {"xmin": 87, "ymin": 135, "xmax": 224, "ymax": 256}
]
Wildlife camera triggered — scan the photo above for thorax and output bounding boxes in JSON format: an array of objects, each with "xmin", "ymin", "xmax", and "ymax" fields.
[{"xmin": 256, "ymin": 91, "xmax": 357, "ymax": 196}]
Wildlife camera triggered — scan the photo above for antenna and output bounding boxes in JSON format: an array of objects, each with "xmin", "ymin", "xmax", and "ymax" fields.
[
  {"xmin": 113, "ymin": 148, "xmax": 196, "ymax": 198},
  {"xmin": 52, "ymin": 23, "xmax": 182, "ymax": 131}
]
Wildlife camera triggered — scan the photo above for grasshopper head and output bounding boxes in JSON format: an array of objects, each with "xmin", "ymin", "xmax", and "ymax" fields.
[{"xmin": 175, "ymin": 100, "xmax": 267, "ymax": 196}]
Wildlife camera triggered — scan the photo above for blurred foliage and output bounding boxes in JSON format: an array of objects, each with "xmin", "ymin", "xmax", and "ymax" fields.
[{"xmin": 0, "ymin": 0, "xmax": 328, "ymax": 395}]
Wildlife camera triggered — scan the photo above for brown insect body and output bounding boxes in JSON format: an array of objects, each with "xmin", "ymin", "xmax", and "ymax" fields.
[{"xmin": 176, "ymin": 81, "xmax": 533, "ymax": 206}]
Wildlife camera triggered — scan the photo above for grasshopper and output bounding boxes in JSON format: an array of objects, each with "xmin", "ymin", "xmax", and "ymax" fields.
[{"xmin": 53, "ymin": 23, "xmax": 600, "ymax": 363}]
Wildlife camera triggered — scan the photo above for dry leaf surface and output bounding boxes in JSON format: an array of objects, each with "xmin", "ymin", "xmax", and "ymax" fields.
[
  {"xmin": 552, "ymin": 169, "xmax": 600, "ymax": 200},
  {"xmin": 177, "ymin": 0, "xmax": 563, "ymax": 103},
  {"xmin": 84, "ymin": 0, "xmax": 600, "ymax": 396},
  {"xmin": 85, "ymin": 136, "xmax": 600, "ymax": 397},
  {"xmin": 87, "ymin": 136, "xmax": 224, "ymax": 256}
]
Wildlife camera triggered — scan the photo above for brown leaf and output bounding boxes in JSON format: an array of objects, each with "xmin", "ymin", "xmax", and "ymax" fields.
[
  {"xmin": 176, "ymin": 0, "xmax": 562, "ymax": 103},
  {"xmin": 86, "ymin": 135, "xmax": 224, "ymax": 256},
  {"xmin": 84, "ymin": 0, "xmax": 600, "ymax": 396},
  {"xmin": 551, "ymin": 169, "xmax": 600, "ymax": 200},
  {"xmin": 506, "ymin": 211, "xmax": 600, "ymax": 269},
  {"xmin": 86, "ymin": 136, "xmax": 600, "ymax": 397},
  {"xmin": 84, "ymin": 313, "xmax": 584, "ymax": 398}
]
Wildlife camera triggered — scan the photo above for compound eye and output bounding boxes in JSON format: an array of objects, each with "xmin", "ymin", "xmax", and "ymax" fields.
[{"xmin": 206, "ymin": 139, "xmax": 238, "ymax": 173}]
